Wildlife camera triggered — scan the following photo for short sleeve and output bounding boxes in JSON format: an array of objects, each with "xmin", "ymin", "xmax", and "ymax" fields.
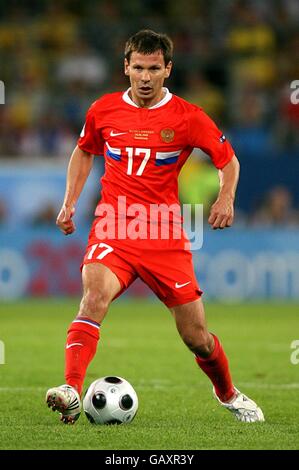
[
  {"xmin": 77, "ymin": 105, "xmax": 104, "ymax": 156},
  {"xmin": 188, "ymin": 108, "xmax": 235, "ymax": 169}
]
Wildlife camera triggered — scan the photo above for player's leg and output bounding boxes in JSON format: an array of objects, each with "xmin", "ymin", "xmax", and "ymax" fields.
[
  {"xmin": 170, "ymin": 298, "xmax": 235, "ymax": 402},
  {"xmin": 138, "ymin": 239, "xmax": 264, "ymax": 423},
  {"xmin": 78, "ymin": 262, "xmax": 122, "ymax": 322},
  {"xmin": 136, "ymin": 240, "xmax": 234, "ymax": 396},
  {"xmin": 170, "ymin": 299, "xmax": 264, "ymax": 422},
  {"xmin": 64, "ymin": 263, "xmax": 122, "ymax": 394},
  {"xmin": 46, "ymin": 263, "xmax": 122, "ymax": 423}
]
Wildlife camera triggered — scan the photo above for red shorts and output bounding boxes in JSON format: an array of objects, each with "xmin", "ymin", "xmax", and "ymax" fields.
[{"xmin": 81, "ymin": 218, "xmax": 202, "ymax": 308}]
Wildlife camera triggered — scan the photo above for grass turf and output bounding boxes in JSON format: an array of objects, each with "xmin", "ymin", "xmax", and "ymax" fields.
[{"xmin": 0, "ymin": 299, "xmax": 298, "ymax": 450}]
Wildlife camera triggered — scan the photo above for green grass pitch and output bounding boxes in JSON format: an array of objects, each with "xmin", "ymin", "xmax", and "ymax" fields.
[{"xmin": 0, "ymin": 299, "xmax": 298, "ymax": 450}]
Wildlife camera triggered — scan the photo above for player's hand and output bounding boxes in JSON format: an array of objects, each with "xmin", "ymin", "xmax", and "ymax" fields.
[
  {"xmin": 208, "ymin": 196, "xmax": 234, "ymax": 230},
  {"xmin": 56, "ymin": 205, "xmax": 76, "ymax": 235}
]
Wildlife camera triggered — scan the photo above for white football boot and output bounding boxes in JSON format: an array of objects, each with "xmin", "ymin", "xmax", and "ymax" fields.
[
  {"xmin": 213, "ymin": 387, "xmax": 265, "ymax": 423},
  {"xmin": 46, "ymin": 384, "xmax": 81, "ymax": 424}
]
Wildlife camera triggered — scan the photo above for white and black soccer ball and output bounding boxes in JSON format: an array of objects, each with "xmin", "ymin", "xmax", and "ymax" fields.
[{"xmin": 83, "ymin": 376, "xmax": 138, "ymax": 425}]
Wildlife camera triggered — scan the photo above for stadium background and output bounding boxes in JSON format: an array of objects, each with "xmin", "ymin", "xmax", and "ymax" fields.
[
  {"xmin": 0, "ymin": 0, "xmax": 299, "ymax": 451},
  {"xmin": 0, "ymin": 0, "xmax": 299, "ymax": 301}
]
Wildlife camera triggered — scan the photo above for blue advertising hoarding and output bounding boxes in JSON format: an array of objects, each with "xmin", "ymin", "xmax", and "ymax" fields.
[
  {"xmin": 0, "ymin": 226, "xmax": 298, "ymax": 301},
  {"xmin": 0, "ymin": 163, "xmax": 298, "ymax": 301}
]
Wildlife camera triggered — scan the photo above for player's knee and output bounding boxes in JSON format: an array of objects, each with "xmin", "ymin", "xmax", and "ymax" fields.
[
  {"xmin": 180, "ymin": 329, "xmax": 212, "ymax": 357},
  {"xmin": 78, "ymin": 290, "xmax": 110, "ymax": 322},
  {"xmin": 192, "ymin": 340, "xmax": 214, "ymax": 358}
]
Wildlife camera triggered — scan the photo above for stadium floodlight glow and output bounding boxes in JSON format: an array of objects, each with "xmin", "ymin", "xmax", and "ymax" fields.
[{"xmin": 0, "ymin": 81, "xmax": 4, "ymax": 104}]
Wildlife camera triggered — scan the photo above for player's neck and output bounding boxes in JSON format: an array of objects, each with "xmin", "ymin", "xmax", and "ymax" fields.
[{"xmin": 129, "ymin": 89, "xmax": 166, "ymax": 109}]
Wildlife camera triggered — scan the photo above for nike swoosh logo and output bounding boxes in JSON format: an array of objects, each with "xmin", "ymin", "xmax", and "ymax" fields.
[
  {"xmin": 66, "ymin": 343, "xmax": 83, "ymax": 349},
  {"xmin": 175, "ymin": 281, "xmax": 191, "ymax": 289},
  {"xmin": 110, "ymin": 131, "xmax": 127, "ymax": 137}
]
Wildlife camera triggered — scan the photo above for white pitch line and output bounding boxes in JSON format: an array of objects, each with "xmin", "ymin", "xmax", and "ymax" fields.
[{"xmin": 238, "ymin": 382, "xmax": 299, "ymax": 390}]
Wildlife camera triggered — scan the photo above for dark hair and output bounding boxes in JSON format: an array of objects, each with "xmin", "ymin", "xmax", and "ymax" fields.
[{"xmin": 125, "ymin": 29, "xmax": 173, "ymax": 66}]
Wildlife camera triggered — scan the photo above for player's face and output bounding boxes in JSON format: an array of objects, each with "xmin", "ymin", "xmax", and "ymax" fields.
[{"xmin": 124, "ymin": 51, "xmax": 172, "ymax": 107}]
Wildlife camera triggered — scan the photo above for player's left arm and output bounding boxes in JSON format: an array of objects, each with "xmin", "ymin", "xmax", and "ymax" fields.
[
  {"xmin": 188, "ymin": 107, "xmax": 240, "ymax": 230},
  {"xmin": 208, "ymin": 155, "xmax": 240, "ymax": 230}
]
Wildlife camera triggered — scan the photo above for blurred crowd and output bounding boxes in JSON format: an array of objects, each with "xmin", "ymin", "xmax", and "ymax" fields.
[{"xmin": 0, "ymin": 0, "xmax": 299, "ymax": 158}]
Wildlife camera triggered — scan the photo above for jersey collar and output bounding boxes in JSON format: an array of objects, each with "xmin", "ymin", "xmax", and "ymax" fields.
[{"xmin": 122, "ymin": 87, "xmax": 173, "ymax": 109}]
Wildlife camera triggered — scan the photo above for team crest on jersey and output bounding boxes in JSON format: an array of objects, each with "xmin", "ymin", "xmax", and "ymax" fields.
[{"xmin": 160, "ymin": 128, "xmax": 175, "ymax": 143}]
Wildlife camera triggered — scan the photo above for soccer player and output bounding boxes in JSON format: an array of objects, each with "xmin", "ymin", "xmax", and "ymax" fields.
[{"xmin": 46, "ymin": 30, "xmax": 264, "ymax": 424}]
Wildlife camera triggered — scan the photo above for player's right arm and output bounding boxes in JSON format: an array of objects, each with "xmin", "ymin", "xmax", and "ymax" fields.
[{"xmin": 56, "ymin": 146, "xmax": 94, "ymax": 235}]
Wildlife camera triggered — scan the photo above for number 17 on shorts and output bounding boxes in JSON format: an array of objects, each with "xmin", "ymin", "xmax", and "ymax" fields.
[{"xmin": 87, "ymin": 243, "xmax": 114, "ymax": 260}]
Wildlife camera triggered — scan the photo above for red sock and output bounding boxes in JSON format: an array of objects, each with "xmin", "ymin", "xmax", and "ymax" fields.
[
  {"xmin": 65, "ymin": 317, "xmax": 100, "ymax": 396},
  {"xmin": 195, "ymin": 334, "xmax": 235, "ymax": 402}
]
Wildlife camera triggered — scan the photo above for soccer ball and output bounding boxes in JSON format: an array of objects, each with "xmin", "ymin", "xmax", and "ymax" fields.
[{"xmin": 83, "ymin": 376, "xmax": 138, "ymax": 425}]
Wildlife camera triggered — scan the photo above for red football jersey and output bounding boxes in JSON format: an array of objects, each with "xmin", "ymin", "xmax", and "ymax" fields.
[{"xmin": 77, "ymin": 88, "xmax": 235, "ymax": 218}]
